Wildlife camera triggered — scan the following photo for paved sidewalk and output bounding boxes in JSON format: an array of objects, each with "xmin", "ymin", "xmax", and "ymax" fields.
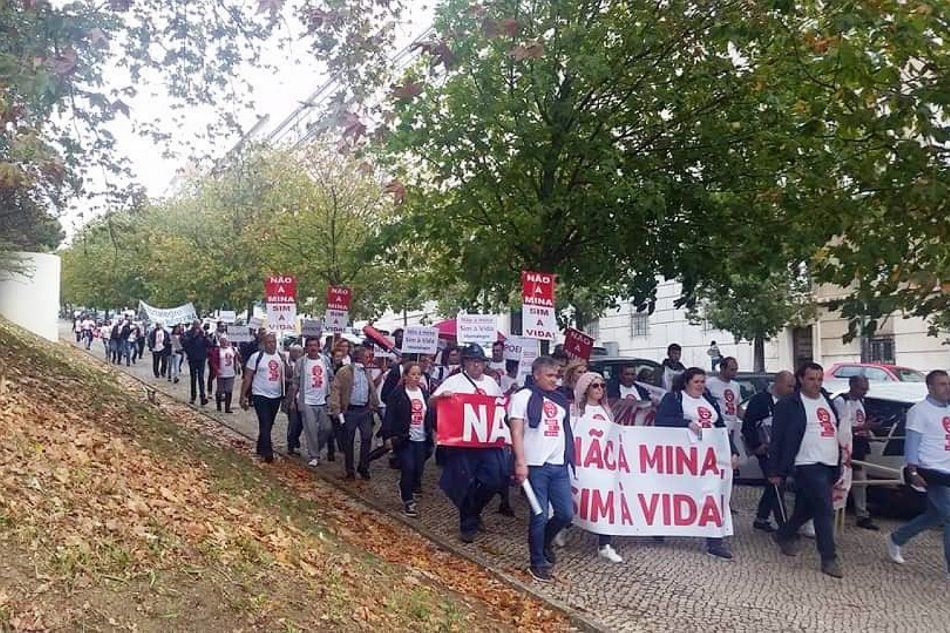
[{"xmin": 66, "ymin": 326, "xmax": 949, "ymax": 633}]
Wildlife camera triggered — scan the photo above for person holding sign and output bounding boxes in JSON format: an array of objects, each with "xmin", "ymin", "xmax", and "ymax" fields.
[
  {"xmin": 240, "ymin": 332, "xmax": 290, "ymax": 464},
  {"xmin": 431, "ymin": 344, "xmax": 506, "ymax": 543},
  {"xmin": 656, "ymin": 367, "xmax": 738, "ymax": 560},
  {"xmin": 509, "ymin": 356, "xmax": 575, "ymax": 583},
  {"xmin": 382, "ymin": 362, "xmax": 433, "ymax": 518}
]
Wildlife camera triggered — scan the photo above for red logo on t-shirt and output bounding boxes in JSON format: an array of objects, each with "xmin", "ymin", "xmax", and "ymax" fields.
[
  {"xmin": 410, "ymin": 398, "xmax": 424, "ymax": 426},
  {"xmin": 855, "ymin": 409, "xmax": 865, "ymax": 425},
  {"xmin": 267, "ymin": 359, "xmax": 280, "ymax": 382},
  {"xmin": 593, "ymin": 413, "xmax": 606, "ymax": 421},
  {"xmin": 697, "ymin": 406, "xmax": 713, "ymax": 428},
  {"xmin": 543, "ymin": 401, "xmax": 560, "ymax": 437},
  {"xmin": 817, "ymin": 407, "xmax": 835, "ymax": 437},
  {"xmin": 310, "ymin": 364, "xmax": 324, "ymax": 389},
  {"xmin": 942, "ymin": 417, "xmax": 950, "ymax": 451},
  {"xmin": 723, "ymin": 389, "xmax": 737, "ymax": 416}
]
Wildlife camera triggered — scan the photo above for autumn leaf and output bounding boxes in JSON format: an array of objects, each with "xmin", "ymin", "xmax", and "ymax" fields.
[
  {"xmin": 390, "ymin": 81, "xmax": 423, "ymax": 101},
  {"xmin": 510, "ymin": 42, "xmax": 545, "ymax": 61},
  {"xmin": 411, "ymin": 40, "xmax": 456, "ymax": 69}
]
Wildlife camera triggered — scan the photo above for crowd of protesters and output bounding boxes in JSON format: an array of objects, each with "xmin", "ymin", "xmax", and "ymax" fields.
[{"xmin": 71, "ymin": 314, "xmax": 950, "ymax": 584}]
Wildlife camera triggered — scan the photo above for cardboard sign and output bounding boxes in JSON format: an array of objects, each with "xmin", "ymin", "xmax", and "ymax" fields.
[
  {"xmin": 218, "ymin": 310, "xmax": 237, "ymax": 323},
  {"xmin": 436, "ymin": 393, "xmax": 512, "ymax": 448},
  {"xmin": 326, "ymin": 286, "xmax": 352, "ymax": 311},
  {"xmin": 503, "ymin": 336, "xmax": 532, "ymax": 361},
  {"xmin": 402, "ymin": 325, "xmax": 439, "ymax": 355},
  {"xmin": 247, "ymin": 316, "xmax": 264, "ymax": 330},
  {"xmin": 563, "ymin": 327, "xmax": 595, "ymax": 360},
  {"xmin": 265, "ymin": 276, "xmax": 296, "ymax": 304},
  {"xmin": 226, "ymin": 331, "xmax": 254, "ymax": 344},
  {"xmin": 301, "ymin": 319, "xmax": 323, "ymax": 338},
  {"xmin": 266, "ymin": 302, "xmax": 297, "ymax": 333},
  {"xmin": 521, "ymin": 271, "xmax": 557, "ymax": 341},
  {"xmin": 570, "ymin": 419, "xmax": 734, "ymax": 538},
  {"xmin": 324, "ymin": 308, "xmax": 349, "ymax": 334},
  {"xmin": 456, "ymin": 313, "xmax": 498, "ymax": 346}
]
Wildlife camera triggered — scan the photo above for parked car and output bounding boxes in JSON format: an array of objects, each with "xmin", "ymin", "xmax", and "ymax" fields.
[
  {"xmin": 588, "ymin": 356, "xmax": 663, "ymax": 388},
  {"xmin": 733, "ymin": 372, "xmax": 775, "ymax": 402}
]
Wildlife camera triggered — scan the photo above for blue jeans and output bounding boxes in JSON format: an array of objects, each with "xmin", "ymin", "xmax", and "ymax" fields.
[
  {"xmin": 398, "ymin": 441, "xmax": 428, "ymax": 503},
  {"xmin": 528, "ymin": 463, "xmax": 573, "ymax": 569},
  {"xmin": 892, "ymin": 484, "xmax": 950, "ymax": 572}
]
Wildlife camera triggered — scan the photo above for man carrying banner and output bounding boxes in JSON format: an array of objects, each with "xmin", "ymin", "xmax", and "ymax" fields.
[
  {"xmin": 431, "ymin": 344, "xmax": 506, "ymax": 543},
  {"xmin": 833, "ymin": 375, "xmax": 879, "ymax": 531},
  {"xmin": 769, "ymin": 362, "xmax": 844, "ymax": 578},
  {"xmin": 508, "ymin": 356, "xmax": 575, "ymax": 583}
]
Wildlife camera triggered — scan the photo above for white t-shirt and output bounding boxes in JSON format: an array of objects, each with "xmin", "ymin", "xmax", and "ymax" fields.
[
  {"xmin": 500, "ymin": 374, "xmax": 520, "ymax": 395},
  {"xmin": 906, "ymin": 399, "xmax": 950, "ymax": 473},
  {"xmin": 488, "ymin": 360, "xmax": 506, "ymax": 382},
  {"xmin": 705, "ymin": 377, "xmax": 741, "ymax": 431},
  {"xmin": 432, "ymin": 372, "xmax": 502, "ymax": 398},
  {"xmin": 618, "ymin": 384, "xmax": 641, "ymax": 401},
  {"xmin": 152, "ymin": 329, "xmax": 165, "ymax": 352},
  {"xmin": 217, "ymin": 347, "xmax": 238, "ymax": 379},
  {"xmin": 406, "ymin": 386, "xmax": 427, "ymax": 442},
  {"xmin": 300, "ymin": 356, "xmax": 329, "ymax": 406},
  {"xmin": 682, "ymin": 393, "xmax": 720, "ymax": 428},
  {"xmin": 796, "ymin": 394, "xmax": 839, "ymax": 466},
  {"xmin": 508, "ymin": 388, "xmax": 566, "ymax": 466},
  {"xmin": 833, "ymin": 395, "xmax": 867, "ymax": 437},
  {"xmin": 248, "ymin": 351, "xmax": 285, "ymax": 398}
]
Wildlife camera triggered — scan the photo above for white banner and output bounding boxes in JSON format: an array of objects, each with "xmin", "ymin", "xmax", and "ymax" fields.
[
  {"xmin": 248, "ymin": 316, "xmax": 264, "ymax": 330},
  {"xmin": 138, "ymin": 300, "xmax": 198, "ymax": 326},
  {"xmin": 457, "ymin": 312, "xmax": 498, "ymax": 346},
  {"xmin": 218, "ymin": 309, "xmax": 237, "ymax": 323},
  {"xmin": 324, "ymin": 308, "xmax": 349, "ymax": 334},
  {"xmin": 266, "ymin": 302, "xmax": 297, "ymax": 333},
  {"xmin": 226, "ymin": 330, "xmax": 254, "ymax": 344},
  {"xmin": 523, "ymin": 305, "xmax": 557, "ymax": 341},
  {"xmin": 402, "ymin": 325, "xmax": 439, "ymax": 355},
  {"xmin": 571, "ymin": 420, "xmax": 734, "ymax": 538}
]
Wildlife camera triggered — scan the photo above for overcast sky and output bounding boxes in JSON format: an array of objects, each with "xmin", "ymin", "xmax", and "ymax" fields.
[{"xmin": 62, "ymin": 2, "xmax": 433, "ymax": 239}]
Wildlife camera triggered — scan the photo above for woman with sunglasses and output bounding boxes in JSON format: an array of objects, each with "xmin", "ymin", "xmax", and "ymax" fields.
[{"xmin": 571, "ymin": 371, "xmax": 625, "ymax": 563}]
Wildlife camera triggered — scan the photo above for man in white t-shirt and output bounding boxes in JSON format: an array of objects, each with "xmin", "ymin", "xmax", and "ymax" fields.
[
  {"xmin": 430, "ymin": 344, "xmax": 504, "ymax": 543},
  {"xmin": 289, "ymin": 336, "xmax": 334, "ymax": 467},
  {"xmin": 508, "ymin": 356, "xmax": 573, "ymax": 583},
  {"xmin": 833, "ymin": 375, "xmax": 879, "ymax": 530},
  {"xmin": 705, "ymin": 357, "xmax": 743, "ymax": 434},
  {"xmin": 769, "ymin": 362, "xmax": 844, "ymax": 578},
  {"xmin": 239, "ymin": 332, "xmax": 289, "ymax": 464},
  {"xmin": 887, "ymin": 370, "xmax": 950, "ymax": 571},
  {"xmin": 488, "ymin": 341, "xmax": 507, "ymax": 382}
]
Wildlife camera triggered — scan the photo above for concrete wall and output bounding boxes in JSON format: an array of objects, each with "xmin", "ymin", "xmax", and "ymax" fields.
[{"xmin": 0, "ymin": 252, "xmax": 61, "ymax": 342}]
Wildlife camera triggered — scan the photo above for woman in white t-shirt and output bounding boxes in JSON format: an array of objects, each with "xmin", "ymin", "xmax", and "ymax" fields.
[
  {"xmin": 571, "ymin": 371, "xmax": 624, "ymax": 564},
  {"xmin": 382, "ymin": 362, "xmax": 432, "ymax": 518}
]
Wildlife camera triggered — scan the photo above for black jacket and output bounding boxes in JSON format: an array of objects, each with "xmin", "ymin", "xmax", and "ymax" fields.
[
  {"xmin": 182, "ymin": 328, "xmax": 212, "ymax": 362},
  {"xmin": 767, "ymin": 389, "xmax": 841, "ymax": 479},
  {"xmin": 381, "ymin": 386, "xmax": 434, "ymax": 446},
  {"xmin": 742, "ymin": 391, "xmax": 775, "ymax": 455},
  {"xmin": 146, "ymin": 327, "xmax": 170, "ymax": 355},
  {"xmin": 607, "ymin": 381, "xmax": 651, "ymax": 401},
  {"xmin": 655, "ymin": 388, "xmax": 738, "ymax": 455}
]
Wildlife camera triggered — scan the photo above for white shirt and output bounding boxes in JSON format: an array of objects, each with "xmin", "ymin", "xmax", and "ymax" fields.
[
  {"xmin": 705, "ymin": 377, "xmax": 741, "ymax": 431},
  {"xmin": 906, "ymin": 399, "xmax": 950, "ymax": 473},
  {"xmin": 152, "ymin": 329, "xmax": 164, "ymax": 351},
  {"xmin": 301, "ymin": 356, "xmax": 330, "ymax": 406},
  {"xmin": 248, "ymin": 351, "xmax": 285, "ymax": 398},
  {"xmin": 489, "ymin": 360, "xmax": 506, "ymax": 382},
  {"xmin": 217, "ymin": 347, "xmax": 237, "ymax": 379},
  {"xmin": 406, "ymin": 387, "xmax": 427, "ymax": 442},
  {"xmin": 508, "ymin": 388, "xmax": 566, "ymax": 466},
  {"xmin": 796, "ymin": 394, "xmax": 839, "ymax": 466},
  {"xmin": 432, "ymin": 372, "xmax": 502, "ymax": 398},
  {"xmin": 833, "ymin": 395, "xmax": 867, "ymax": 435},
  {"xmin": 681, "ymin": 393, "xmax": 720, "ymax": 428},
  {"xmin": 500, "ymin": 374, "xmax": 520, "ymax": 395},
  {"xmin": 618, "ymin": 384, "xmax": 641, "ymax": 401}
]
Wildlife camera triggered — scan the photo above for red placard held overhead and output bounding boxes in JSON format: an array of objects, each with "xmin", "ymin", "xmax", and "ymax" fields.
[
  {"xmin": 265, "ymin": 276, "xmax": 297, "ymax": 304},
  {"xmin": 521, "ymin": 271, "xmax": 555, "ymax": 307},
  {"xmin": 326, "ymin": 286, "xmax": 352, "ymax": 311},
  {"xmin": 563, "ymin": 327, "xmax": 595, "ymax": 360}
]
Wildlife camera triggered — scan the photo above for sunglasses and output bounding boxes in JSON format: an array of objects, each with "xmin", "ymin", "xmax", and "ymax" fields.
[{"xmin": 589, "ymin": 383, "xmax": 605, "ymax": 389}]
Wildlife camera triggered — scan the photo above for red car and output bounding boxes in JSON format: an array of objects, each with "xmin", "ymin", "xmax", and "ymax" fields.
[{"xmin": 823, "ymin": 362, "xmax": 926, "ymax": 383}]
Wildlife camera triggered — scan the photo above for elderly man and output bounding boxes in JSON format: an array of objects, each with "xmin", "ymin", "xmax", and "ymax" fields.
[
  {"xmin": 887, "ymin": 370, "xmax": 950, "ymax": 572},
  {"xmin": 289, "ymin": 337, "xmax": 334, "ymax": 467},
  {"xmin": 430, "ymin": 344, "xmax": 505, "ymax": 543},
  {"xmin": 508, "ymin": 356, "xmax": 574, "ymax": 583},
  {"xmin": 833, "ymin": 375, "xmax": 879, "ymax": 530},
  {"xmin": 742, "ymin": 370, "xmax": 796, "ymax": 532},
  {"xmin": 240, "ymin": 332, "xmax": 290, "ymax": 463},
  {"xmin": 329, "ymin": 345, "xmax": 380, "ymax": 480}
]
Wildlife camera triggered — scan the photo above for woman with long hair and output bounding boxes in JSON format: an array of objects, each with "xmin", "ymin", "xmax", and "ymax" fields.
[
  {"xmin": 656, "ymin": 366, "xmax": 739, "ymax": 560},
  {"xmin": 382, "ymin": 361, "xmax": 433, "ymax": 518}
]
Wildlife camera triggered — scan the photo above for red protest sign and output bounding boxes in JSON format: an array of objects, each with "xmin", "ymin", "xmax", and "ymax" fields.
[
  {"xmin": 264, "ymin": 276, "xmax": 296, "ymax": 303},
  {"xmin": 326, "ymin": 286, "xmax": 352, "ymax": 311},
  {"xmin": 436, "ymin": 393, "xmax": 511, "ymax": 448},
  {"xmin": 521, "ymin": 271, "xmax": 555, "ymax": 307},
  {"xmin": 563, "ymin": 327, "xmax": 595, "ymax": 360}
]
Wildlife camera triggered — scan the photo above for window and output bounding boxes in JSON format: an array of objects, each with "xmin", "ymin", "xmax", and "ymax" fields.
[
  {"xmin": 630, "ymin": 312, "xmax": 649, "ymax": 338},
  {"xmin": 861, "ymin": 335, "xmax": 895, "ymax": 364},
  {"xmin": 863, "ymin": 368, "xmax": 890, "ymax": 382},
  {"xmin": 586, "ymin": 319, "xmax": 600, "ymax": 341},
  {"xmin": 833, "ymin": 366, "xmax": 862, "ymax": 379},
  {"xmin": 895, "ymin": 368, "xmax": 925, "ymax": 383}
]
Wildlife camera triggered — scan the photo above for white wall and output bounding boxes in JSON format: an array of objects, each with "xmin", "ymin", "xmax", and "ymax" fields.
[{"xmin": 0, "ymin": 252, "xmax": 61, "ymax": 341}]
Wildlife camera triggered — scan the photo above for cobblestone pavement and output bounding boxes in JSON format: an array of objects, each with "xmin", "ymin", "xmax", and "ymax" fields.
[{"xmin": 65, "ymin": 326, "xmax": 949, "ymax": 633}]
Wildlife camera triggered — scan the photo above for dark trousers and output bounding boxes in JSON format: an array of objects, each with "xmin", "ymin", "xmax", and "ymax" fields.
[
  {"xmin": 776, "ymin": 464, "xmax": 837, "ymax": 562},
  {"xmin": 459, "ymin": 479, "xmax": 499, "ymax": 535},
  {"xmin": 341, "ymin": 406, "xmax": 372, "ymax": 476},
  {"xmin": 286, "ymin": 407, "xmax": 303, "ymax": 452},
  {"xmin": 327, "ymin": 416, "xmax": 342, "ymax": 460},
  {"xmin": 151, "ymin": 351, "xmax": 167, "ymax": 378},
  {"xmin": 207, "ymin": 360, "xmax": 215, "ymax": 396},
  {"xmin": 756, "ymin": 455, "xmax": 786, "ymax": 524},
  {"xmin": 252, "ymin": 395, "xmax": 282, "ymax": 459},
  {"xmin": 527, "ymin": 463, "xmax": 574, "ymax": 569},
  {"xmin": 189, "ymin": 359, "xmax": 206, "ymax": 402},
  {"xmin": 398, "ymin": 441, "xmax": 427, "ymax": 503}
]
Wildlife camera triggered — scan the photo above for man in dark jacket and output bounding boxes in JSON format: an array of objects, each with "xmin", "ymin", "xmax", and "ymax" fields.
[
  {"xmin": 182, "ymin": 319, "xmax": 212, "ymax": 405},
  {"xmin": 147, "ymin": 322, "xmax": 170, "ymax": 379},
  {"xmin": 742, "ymin": 370, "xmax": 796, "ymax": 532},
  {"xmin": 768, "ymin": 362, "xmax": 844, "ymax": 578}
]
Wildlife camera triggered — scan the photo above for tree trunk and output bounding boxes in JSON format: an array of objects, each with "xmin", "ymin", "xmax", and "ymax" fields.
[{"xmin": 753, "ymin": 335, "xmax": 765, "ymax": 373}]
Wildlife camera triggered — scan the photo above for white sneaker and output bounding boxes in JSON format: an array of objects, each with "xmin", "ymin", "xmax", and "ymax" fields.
[
  {"xmin": 308, "ymin": 458, "xmax": 319, "ymax": 468},
  {"xmin": 800, "ymin": 520, "xmax": 816, "ymax": 538},
  {"xmin": 552, "ymin": 530, "xmax": 567, "ymax": 548},
  {"xmin": 886, "ymin": 534, "xmax": 906, "ymax": 564},
  {"xmin": 598, "ymin": 545, "xmax": 623, "ymax": 563}
]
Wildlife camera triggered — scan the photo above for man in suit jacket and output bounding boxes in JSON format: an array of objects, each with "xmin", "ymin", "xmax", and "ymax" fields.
[{"xmin": 329, "ymin": 345, "xmax": 380, "ymax": 480}]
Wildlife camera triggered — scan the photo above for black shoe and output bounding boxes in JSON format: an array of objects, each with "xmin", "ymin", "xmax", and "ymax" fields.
[
  {"xmin": 287, "ymin": 448, "xmax": 299, "ymax": 456},
  {"xmin": 340, "ymin": 472, "xmax": 356, "ymax": 481},
  {"xmin": 460, "ymin": 530, "xmax": 476, "ymax": 544},
  {"xmin": 857, "ymin": 517, "xmax": 880, "ymax": 531},
  {"xmin": 708, "ymin": 546, "xmax": 734, "ymax": 560},
  {"xmin": 189, "ymin": 399, "xmax": 196, "ymax": 405},
  {"xmin": 529, "ymin": 566, "xmax": 553, "ymax": 583},
  {"xmin": 173, "ymin": 378, "xmax": 179, "ymax": 384},
  {"xmin": 358, "ymin": 470, "xmax": 371, "ymax": 480},
  {"xmin": 263, "ymin": 455, "xmax": 274, "ymax": 464},
  {"xmin": 497, "ymin": 503, "xmax": 515, "ymax": 517},
  {"xmin": 403, "ymin": 501, "xmax": 418, "ymax": 518},
  {"xmin": 543, "ymin": 546, "xmax": 557, "ymax": 565},
  {"xmin": 753, "ymin": 519, "xmax": 776, "ymax": 533},
  {"xmin": 772, "ymin": 532, "xmax": 799, "ymax": 557},
  {"xmin": 200, "ymin": 398, "xmax": 208, "ymax": 406}
]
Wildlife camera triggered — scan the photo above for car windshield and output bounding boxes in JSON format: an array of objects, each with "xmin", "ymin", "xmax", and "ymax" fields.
[{"xmin": 895, "ymin": 368, "xmax": 926, "ymax": 382}]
